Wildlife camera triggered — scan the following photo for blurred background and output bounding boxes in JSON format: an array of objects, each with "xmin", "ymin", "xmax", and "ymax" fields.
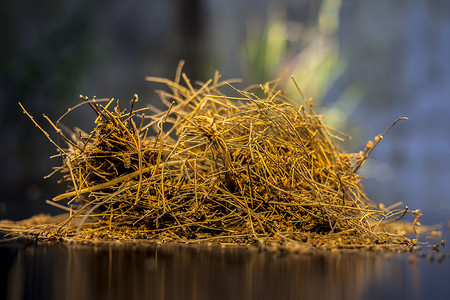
[{"xmin": 1, "ymin": 0, "xmax": 449, "ymax": 225}]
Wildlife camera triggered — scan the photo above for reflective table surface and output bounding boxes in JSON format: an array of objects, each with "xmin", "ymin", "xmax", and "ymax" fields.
[{"xmin": 1, "ymin": 233, "xmax": 449, "ymax": 300}]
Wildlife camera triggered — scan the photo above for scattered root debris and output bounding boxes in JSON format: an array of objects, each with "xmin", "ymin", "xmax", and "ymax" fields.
[{"xmin": 2, "ymin": 63, "xmax": 429, "ymax": 251}]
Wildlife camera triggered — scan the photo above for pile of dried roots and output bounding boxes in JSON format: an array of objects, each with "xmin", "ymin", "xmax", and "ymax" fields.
[{"xmin": 13, "ymin": 64, "xmax": 421, "ymax": 250}]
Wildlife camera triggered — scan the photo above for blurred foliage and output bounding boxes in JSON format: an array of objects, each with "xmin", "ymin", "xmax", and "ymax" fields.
[
  {"xmin": 243, "ymin": 9, "xmax": 287, "ymax": 85},
  {"xmin": 242, "ymin": 0, "xmax": 363, "ymax": 140}
]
